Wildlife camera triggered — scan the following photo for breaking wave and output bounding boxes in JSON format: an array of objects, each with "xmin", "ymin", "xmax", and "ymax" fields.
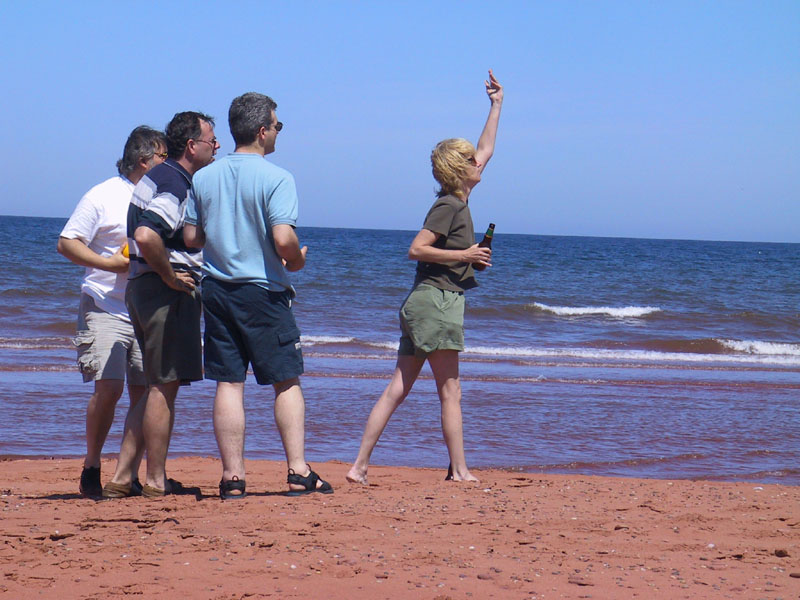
[
  {"xmin": 529, "ymin": 302, "xmax": 661, "ymax": 318},
  {"xmin": 301, "ymin": 335, "xmax": 355, "ymax": 346},
  {"xmin": 0, "ymin": 337, "xmax": 70, "ymax": 350},
  {"xmin": 463, "ymin": 345, "xmax": 800, "ymax": 366},
  {"xmin": 717, "ymin": 339, "xmax": 800, "ymax": 356}
]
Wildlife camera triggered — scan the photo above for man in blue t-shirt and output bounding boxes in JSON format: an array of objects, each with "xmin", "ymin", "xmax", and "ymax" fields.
[{"xmin": 185, "ymin": 92, "xmax": 332, "ymax": 498}]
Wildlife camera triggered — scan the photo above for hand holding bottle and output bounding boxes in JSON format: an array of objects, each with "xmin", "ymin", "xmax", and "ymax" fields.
[
  {"xmin": 463, "ymin": 244, "xmax": 492, "ymax": 269},
  {"xmin": 473, "ymin": 223, "xmax": 495, "ymax": 271}
]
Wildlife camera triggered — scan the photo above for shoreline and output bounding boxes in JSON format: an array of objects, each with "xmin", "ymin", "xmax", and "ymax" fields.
[
  {"xmin": 1, "ymin": 453, "xmax": 796, "ymax": 488},
  {"xmin": 2, "ymin": 457, "xmax": 799, "ymax": 599}
]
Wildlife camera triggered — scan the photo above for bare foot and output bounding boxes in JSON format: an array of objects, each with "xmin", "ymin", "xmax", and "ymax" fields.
[
  {"xmin": 450, "ymin": 473, "xmax": 479, "ymax": 482},
  {"xmin": 345, "ymin": 465, "xmax": 368, "ymax": 485},
  {"xmin": 446, "ymin": 465, "xmax": 479, "ymax": 482}
]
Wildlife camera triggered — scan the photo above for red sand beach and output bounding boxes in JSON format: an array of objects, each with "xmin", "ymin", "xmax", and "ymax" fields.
[{"xmin": 2, "ymin": 457, "xmax": 799, "ymax": 599}]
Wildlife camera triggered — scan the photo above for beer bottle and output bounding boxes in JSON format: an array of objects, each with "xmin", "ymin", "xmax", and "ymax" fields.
[
  {"xmin": 473, "ymin": 223, "xmax": 495, "ymax": 271},
  {"xmin": 478, "ymin": 223, "xmax": 495, "ymax": 248}
]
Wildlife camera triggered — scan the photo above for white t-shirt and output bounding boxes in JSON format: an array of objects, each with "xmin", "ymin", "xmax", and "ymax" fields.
[{"xmin": 60, "ymin": 175, "xmax": 134, "ymax": 320}]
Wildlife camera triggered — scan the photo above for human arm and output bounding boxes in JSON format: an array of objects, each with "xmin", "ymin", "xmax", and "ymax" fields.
[
  {"xmin": 269, "ymin": 172, "xmax": 305, "ymax": 271},
  {"xmin": 58, "ymin": 188, "xmax": 129, "ymax": 273},
  {"xmin": 183, "ymin": 189, "xmax": 205, "ymax": 249},
  {"xmin": 134, "ymin": 226, "xmax": 196, "ymax": 292},
  {"xmin": 57, "ymin": 237, "xmax": 129, "ymax": 273},
  {"xmin": 474, "ymin": 69, "xmax": 504, "ymax": 173},
  {"xmin": 183, "ymin": 223, "xmax": 205, "ymax": 249},
  {"xmin": 408, "ymin": 229, "xmax": 491, "ymax": 268},
  {"xmin": 273, "ymin": 224, "xmax": 308, "ymax": 272}
]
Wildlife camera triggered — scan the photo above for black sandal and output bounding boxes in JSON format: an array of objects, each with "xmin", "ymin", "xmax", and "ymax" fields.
[
  {"xmin": 286, "ymin": 465, "xmax": 333, "ymax": 496},
  {"xmin": 219, "ymin": 476, "xmax": 247, "ymax": 500},
  {"xmin": 445, "ymin": 463, "xmax": 454, "ymax": 481}
]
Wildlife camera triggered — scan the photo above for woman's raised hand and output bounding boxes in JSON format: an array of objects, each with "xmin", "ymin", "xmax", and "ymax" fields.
[{"xmin": 485, "ymin": 69, "xmax": 503, "ymax": 104}]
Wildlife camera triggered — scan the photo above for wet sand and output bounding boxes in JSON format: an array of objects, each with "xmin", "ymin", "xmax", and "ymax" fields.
[{"xmin": 2, "ymin": 457, "xmax": 799, "ymax": 599}]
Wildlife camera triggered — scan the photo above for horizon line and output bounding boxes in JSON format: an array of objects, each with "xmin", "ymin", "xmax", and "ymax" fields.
[{"xmin": 3, "ymin": 213, "xmax": 797, "ymax": 246}]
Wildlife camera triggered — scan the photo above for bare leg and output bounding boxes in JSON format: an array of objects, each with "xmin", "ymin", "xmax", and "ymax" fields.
[
  {"xmin": 142, "ymin": 381, "xmax": 179, "ymax": 491},
  {"xmin": 428, "ymin": 350, "xmax": 478, "ymax": 482},
  {"xmin": 271, "ymin": 378, "xmax": 329, "ymax": 492},
  {"xmin": 117, "ymin": 384, "xmax": 146, "ymax": 481},
  {"xmin": 106, "ymin": 386, "xmax": 147, "ymax": 487},
  {"xmin": 346, "ymin": 354, "xmax": 425, "ymax": 484},
  {"xmin": 84, "ymin": 379, "xmax": 124, "ymax": 468},
  {"xmin": 273, "ymin": 378, "xmax": 308, "ymax": 477},
  {"xmin": 214, "ymin": 381, "xmax": 246, "ymax": 482}
]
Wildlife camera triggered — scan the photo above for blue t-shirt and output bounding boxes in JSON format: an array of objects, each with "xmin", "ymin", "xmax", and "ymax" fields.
[{"xmin": 186, "ymin": 153, "xmax": 298, "ymax": 292}]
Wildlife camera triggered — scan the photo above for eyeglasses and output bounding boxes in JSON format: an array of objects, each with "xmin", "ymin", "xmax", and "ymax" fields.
[
  {"xmin": 272, "ymin": 121, "xmax": 283, "ymax": 132},
  {"xmin": 153, "ymin": 152, "xmax": 168, "ymax": 160},
  {"xmin": 192, "ymin": 138, "xmax": 218, "ymax": 147}
]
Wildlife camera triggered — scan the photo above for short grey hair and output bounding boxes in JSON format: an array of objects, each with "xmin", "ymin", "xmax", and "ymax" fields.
[{"xmin": 229, "ymin": 92, "xmax": 278, "ymax": 146}]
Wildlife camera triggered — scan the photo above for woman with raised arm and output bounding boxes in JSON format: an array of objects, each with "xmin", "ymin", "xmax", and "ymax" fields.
[{"xmin": 347, "ymin": 70, "xmax": 504, "ymax": 484}]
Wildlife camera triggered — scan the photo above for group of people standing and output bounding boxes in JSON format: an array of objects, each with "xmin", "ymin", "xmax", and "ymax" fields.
[{"xmin": 58, "ymin": 71, "xmax": 503, "ymax": 499}]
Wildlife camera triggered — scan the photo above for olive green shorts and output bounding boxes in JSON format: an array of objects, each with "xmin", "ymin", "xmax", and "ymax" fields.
[{"xmin": 398, "ymin": 283, "xmax": 465, "ymax": 358}]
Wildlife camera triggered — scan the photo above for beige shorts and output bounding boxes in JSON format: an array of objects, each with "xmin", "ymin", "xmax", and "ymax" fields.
[
  {"xmin": 398, "ymin": 283, "xmax": 465, "ymax": 358},
  {"xmin": 74, "ymin": 294, "xmax": 146, "ymax": 385}
]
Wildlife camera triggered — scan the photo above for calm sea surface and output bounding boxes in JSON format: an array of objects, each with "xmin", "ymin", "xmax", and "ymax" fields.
[{"xmin": 2, "ymin": 216, "xmax": 799, "ymax": 484}]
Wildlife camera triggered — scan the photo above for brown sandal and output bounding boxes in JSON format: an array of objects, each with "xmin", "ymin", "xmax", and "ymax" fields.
[
  {"xmin": 102, "ymin": 481, "xmax": 132, "ymax": 498},
  {"xmin": 141, "ymin": 484, "xmax": 166, "ymax": 498}
]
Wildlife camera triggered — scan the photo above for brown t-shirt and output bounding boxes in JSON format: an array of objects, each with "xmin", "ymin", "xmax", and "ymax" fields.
[{"xmin": 414, "ymin": 195, "xmax": 478, "ymax": 292}]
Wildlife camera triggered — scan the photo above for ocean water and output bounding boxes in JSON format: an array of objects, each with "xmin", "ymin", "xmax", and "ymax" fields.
[{"xmin": 1, "ymin": 215, "xmax": 799, "ymax": 484}]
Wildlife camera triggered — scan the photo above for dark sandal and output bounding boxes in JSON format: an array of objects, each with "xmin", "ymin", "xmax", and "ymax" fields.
[
  {"xmin": 79, "ymin": 466, "xmax": 102, "ymax": 498},
  {"xmin": 219, "ymin": 476, "xmax": 247, "ymax": 500},
  {"xmin": 166, "ymin": 478, "xmax": 185, "ymax": 494},
  {"xmin": 287, "ymin": 465, "xmax": 333, "ymax": 496},
  {"xmin": 445, "ymin": 463, "xmax": 454, "ymax": 481}
]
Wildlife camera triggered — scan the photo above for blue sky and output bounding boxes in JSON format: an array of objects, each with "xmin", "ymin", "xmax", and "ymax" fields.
[{"xmin": 1, "ymin": 1, "xmax": 798, "ymax": 242}]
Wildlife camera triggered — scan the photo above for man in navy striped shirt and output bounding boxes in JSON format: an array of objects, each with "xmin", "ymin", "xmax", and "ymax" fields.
[{"xmin": 103, "ymin": 111, "xmax": 219, "ymax": 499}]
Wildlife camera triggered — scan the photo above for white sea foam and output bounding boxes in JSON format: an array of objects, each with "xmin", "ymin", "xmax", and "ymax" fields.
[
  {"xmin": 464, "ymin": 345, "xmax": 800, "ymax": 366},
  {"xmin": 300, "ymin": 335, "xmax": 355, "ymax": 346},
  {"xmin": 530, "ymin": 302, "xmax": 661, "ymax": 318},
  {"xmin": 300, "ymin": 336, "xmax": 400, "ymax": 350},
  {"xmin": 718, "ymin": 339, "xmax": 800, "ymax": 356},
  {"xmin": 0, "ymin": 337, "xmax": 68, "ymax": 349},
  {"xmin": 366, "ymin": 341, "xmax": 401, "ymax": 351},
  {"xmin": 298, "ymin": 335, "xmax": 800, "ymax": 366}
]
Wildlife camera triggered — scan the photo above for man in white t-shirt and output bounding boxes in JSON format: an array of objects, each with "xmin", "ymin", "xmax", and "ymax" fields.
[{"xmin": 57, "ymin": 126, "xmax": 167, "ymax": 498}]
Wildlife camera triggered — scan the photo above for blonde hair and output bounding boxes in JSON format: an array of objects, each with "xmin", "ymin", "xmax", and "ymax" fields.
[{"xmin": 430, "ymin": 138, "xmax": 476, "ymax": 198}]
